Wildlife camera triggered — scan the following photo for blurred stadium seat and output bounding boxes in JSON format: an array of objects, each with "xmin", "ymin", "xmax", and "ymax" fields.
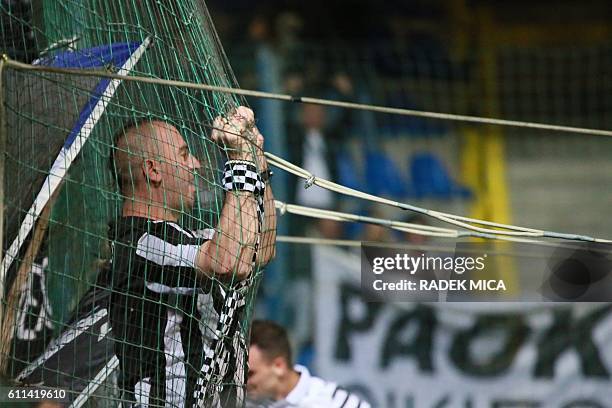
[
  {"xmin": 409, "ymin": 152, "xmax": 472, "ymax": 199},
  {"xmin": 364, "ymin": 150, "xmax": 411, "ymax": 197}
]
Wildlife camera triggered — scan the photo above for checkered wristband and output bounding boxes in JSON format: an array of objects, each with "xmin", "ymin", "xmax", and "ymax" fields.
[{"xmin": 222, "ymin": 160, "xmax": 266, "ymax": 196}]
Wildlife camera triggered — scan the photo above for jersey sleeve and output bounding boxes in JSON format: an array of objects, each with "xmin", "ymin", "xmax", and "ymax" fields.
[
  {"xmin": 302, "ymin": 380, "xmax": 372, "ymax": 408},
  {"xmin": 134, "ymin": 223, "xmax": 212, "ymax": 292}
]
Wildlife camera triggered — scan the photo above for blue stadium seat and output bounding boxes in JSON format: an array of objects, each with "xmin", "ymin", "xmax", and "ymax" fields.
[
  {"xmin": 336, "ymin": 152, "xmax": 365, "ymax": 191},
  {"xmin": 409, "ymin": 153, "xmax": 472, "ymax": 199},
  {"xmin": 365, "ymin": 151, "xmax": 411, "ymax": 197}
]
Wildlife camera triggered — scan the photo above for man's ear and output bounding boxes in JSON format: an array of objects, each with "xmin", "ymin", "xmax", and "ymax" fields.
[
  {"xmin": 271, "ymin": 356, "xmax": 289, "ymax": 377},
  {"xmin": 142, "ymin": 158, "xmax": 162, "ymax": 184}
]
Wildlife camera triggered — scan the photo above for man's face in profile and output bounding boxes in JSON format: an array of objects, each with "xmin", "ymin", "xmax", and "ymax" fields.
[
  {"xmin": 247, "ymin": 345, "xmax": 284, "ymax": 400},
  {"xmin": 155, "ymin": 124, "xmax": 202, "ymax": 212},
  {"xmin": 115, "ymin": 121, "xmax": 202, "ymax": 215}
]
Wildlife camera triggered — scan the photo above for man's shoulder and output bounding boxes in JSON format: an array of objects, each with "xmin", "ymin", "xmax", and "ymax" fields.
[
  {"xmin": 112, "ymin": 216, "xmax": 149, "ymax": 242},
  {"xmin": 113, "ymin": 217, "xmax": 204, "ymax": 245},
  {"xmin": 298, "ymin": 368, "xmax": 371, "ymax": 408}
]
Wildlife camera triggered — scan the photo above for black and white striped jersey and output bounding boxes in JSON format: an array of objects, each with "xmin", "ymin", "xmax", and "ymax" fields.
[
  {"xmin": 109, "ymin": 216, "xmax": 226, "ymax": 407},
  {"xmin": 266, "ymin": 365, "xmax": 371, "ymax": 408}
]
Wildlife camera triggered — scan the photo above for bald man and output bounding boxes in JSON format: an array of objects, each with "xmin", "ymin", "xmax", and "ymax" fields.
[{"xmin": 109, "ymin": 107, "xmax": 276, "ymax": 407}]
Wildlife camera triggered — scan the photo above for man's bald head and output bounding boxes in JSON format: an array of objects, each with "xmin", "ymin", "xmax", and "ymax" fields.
[{"xmin": 112, "ymin": 120, "xmax": 201, "ymax": 218}]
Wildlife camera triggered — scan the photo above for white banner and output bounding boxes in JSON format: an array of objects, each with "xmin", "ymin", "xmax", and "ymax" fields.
[{"xmin": 313, "ymin": 246, "xmax": 612, "ymax": 408}]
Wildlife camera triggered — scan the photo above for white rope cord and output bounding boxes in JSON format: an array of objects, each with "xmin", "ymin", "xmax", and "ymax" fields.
[
  {"xmin": 277, "ymin": 235, "xmax": 362, "ymax": 247},
  {"xmin": 4, "ymin": 58, "xmax": 612, "ymax": 138},
  {"xmin": 275, "ymin": 235, "xmax": 569, "ymax": 259},
  {"xmin": 196, "ymin": 118, "xmax": 609, "ymax": 245},
  {"xmin": 3, "ymin": 57, "xmax": 609, "ymax": 243},
  {"xmin": 275, "ymin": 200, "xmax": 460, "ymax": 238},
  {"xmin": 266, "ymin": 153, "xmax": 612, "ymax": 243},
  {"xmin": 191, "ymin": 121, "xmax": 579, "ymax": 244},
  {"xmin": 277, "ymin": 201, "xmax": 612, "ymax": 254},
  {"xmin": 266, "ymin": 153, "xmax": 535, "ymax": 234},
  {"xmin": 274, "ymin": 200, "xmax": 571, "ymax": 247}
]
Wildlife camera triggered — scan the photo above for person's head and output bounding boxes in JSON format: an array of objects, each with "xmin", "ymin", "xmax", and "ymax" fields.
[
  {"xmin": 317, "ymin": 218, "xmax": 343, "ymax": 239},
  {"xmin": 301, "ymin": 103, "xmax": 326, "ymax": 130},
  {"xmin": 363, "ymin": 223, "xmax": 390, "ymax": 242},
  {"xmin": 402, "ymin": 213, "xmax": 429, "ymax": 245},
  {"xmin": 248, "ymin": 15, "xmax": 271, "ymax": 42},
  {"xmin": 113, "ymin": 120, "xmax": 201, "ymax": 218},
  {"xmin": 248, "ymin": 320, "xmax": 294, "ymax": 400},
  {"xmin": 362, "ymin": 207, "xmax": 391, "ymax": 242}
]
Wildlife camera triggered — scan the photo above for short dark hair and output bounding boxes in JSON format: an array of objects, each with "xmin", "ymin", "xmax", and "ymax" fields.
[
  {"xmin": 109, "ymin": 117, "xmax": 151, "ymax": 189},
  {"xmin": 250, "ymin": 320, "xmax": 292, "ymax": 365}
]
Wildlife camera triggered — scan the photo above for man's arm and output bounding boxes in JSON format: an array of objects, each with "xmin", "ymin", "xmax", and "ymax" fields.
[
  {"xmin": 196, "ymin": 107, "xmax": 269, "ymax": 280},
  {"xmin": 249, "ymin": 123, "xmax": 276, "ymax": 267},
  {"xmin": 256, "ymin": 158, "xmax": 276, "ymax": 267},
  {"xmin": 200, "ymin": 189, "xmax": 260, "ymax": 280}
]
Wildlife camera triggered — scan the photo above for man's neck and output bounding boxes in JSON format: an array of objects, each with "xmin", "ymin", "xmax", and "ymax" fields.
[
  {"xmin": 277, "ymin": 369, "xmax": 301, "ymax": 401},
  {"xmin": 122, "ymin": 200, "xmax": 179, "ymax": 222}
]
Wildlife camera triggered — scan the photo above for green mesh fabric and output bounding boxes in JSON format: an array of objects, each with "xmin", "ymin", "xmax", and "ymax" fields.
[{"xmin": 1, "ymin": 1, "xmax": 271, "ymax": 406}]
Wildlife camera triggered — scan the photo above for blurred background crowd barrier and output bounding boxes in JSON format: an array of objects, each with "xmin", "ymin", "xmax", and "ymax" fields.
[{"xmin": 211, "ymin": 2, "xmax": 612, "ymax": 405}]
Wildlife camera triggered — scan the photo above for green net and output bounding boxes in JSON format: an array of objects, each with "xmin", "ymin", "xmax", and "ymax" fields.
[{"xmin": 1, "ymin": 1, "xmax": 276, "ymax": 406}]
